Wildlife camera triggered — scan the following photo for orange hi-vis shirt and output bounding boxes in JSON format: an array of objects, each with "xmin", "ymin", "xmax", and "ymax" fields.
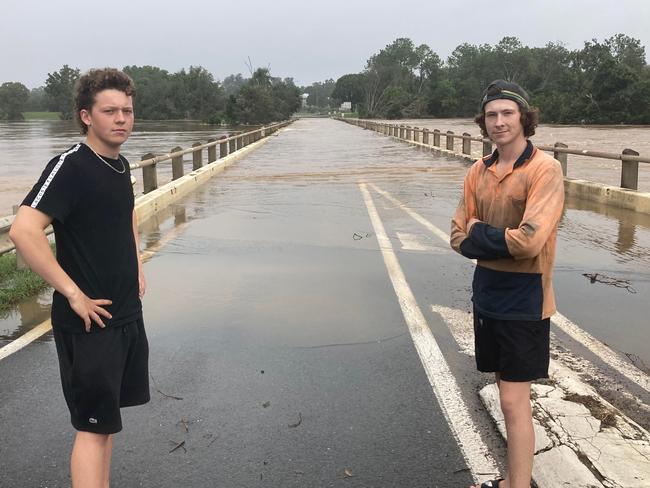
[{"xmin": 450, "ymin": 141, "xmax": 565, "ymax": 320}]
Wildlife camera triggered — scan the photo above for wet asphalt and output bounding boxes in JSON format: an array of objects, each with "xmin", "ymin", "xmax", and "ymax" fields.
[{"xmin": 1, "ymin": 118, "xmax": 649, "ymax": 487}]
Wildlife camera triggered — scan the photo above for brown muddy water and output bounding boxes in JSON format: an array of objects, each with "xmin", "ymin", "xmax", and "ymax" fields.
[
  {"xmin": 1, "ymin": 118, "xmax": 650, "ymax": 217},
  {"xmin": 380, "ymin": 118, "xmax": 650, "ymax": 192},
  {"xmin": 0, "ymin": 119, "xmax": 237, "ymax": 215}
]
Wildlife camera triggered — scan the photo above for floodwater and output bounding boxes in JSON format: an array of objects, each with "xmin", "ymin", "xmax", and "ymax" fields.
[
  {"xmin": 379, "ymin": 118, "xmax": 650, "ymax": 191},
  {"xmin": 1, "ymin": 118, "xmax": 649, "ymax": 370},
  {"xmin": 2, "ymin": 118, "xmax": 650, "ymax": 216},
  {"xmin": 0, "ymin": 119, "xmax": 237, "ymax": 215}
]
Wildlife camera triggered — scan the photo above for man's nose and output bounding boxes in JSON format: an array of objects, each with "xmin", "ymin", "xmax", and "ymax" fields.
[{"xmin": 115, "ymin": 110, "xmax": 126, "ymax": 123}]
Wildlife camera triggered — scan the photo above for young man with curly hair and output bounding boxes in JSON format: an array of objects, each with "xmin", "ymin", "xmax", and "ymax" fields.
[
  {"xmin": 10, "ymin": 68, "xmax": 149, "ymax": 488},
  {"xmin": 450, "ymin": 80, "xmax": 565, "ymax": 488}
]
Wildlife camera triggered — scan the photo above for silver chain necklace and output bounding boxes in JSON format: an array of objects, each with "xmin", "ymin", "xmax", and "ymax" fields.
[{"xmin": 85, "ymin": 143, "xmax": 126, "ymax": 174}]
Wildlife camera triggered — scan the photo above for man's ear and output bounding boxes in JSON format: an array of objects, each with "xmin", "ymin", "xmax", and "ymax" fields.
[{"xmin": 80, "ymin": 109, "xmax": 92, "ymax": 126}]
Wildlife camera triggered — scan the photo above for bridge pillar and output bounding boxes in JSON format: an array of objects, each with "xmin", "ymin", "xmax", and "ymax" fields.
[
  {"xmin": 229, "ymin": 136, "xmax": 236, "ymax": 154},
  {"xmin": 462, "ymin": 133, "xmax": 471, "ymax": 155},
  {"xmin": 554, "ymin": 142, "xmax": 568, "ymax": 176},
  {"xmin": 413, "ymin": 127, "xmax": 420, "ymax": 143},
  {"xmin": 171, "ymin": 146, "xmax": 184, "ymax": 180},
  {"xmin": 621, "ymin": 148, "xmax": 639, "ymax": 190},
  {"xmin": 192, "ymin": 142, "xmax": 203, "ymax": 170},
  {"xmin": 483, "ymin": 139, "xmax": 493, "ymax": 157},
  {"xmin": 406, "ymin": 126, "xmax": 412, "ymax": 140},
  {"xmin": 219, "ymin": 136, "xmax": 228, "ymax": 158},
  {"xmin": 207, "ymin": 139, "xmax": 217, "ymax": 162},
  {"xmin": 423, "ymin": 129, "xmax": 429, "ymax": 145},
  {"xmin": 400, "ymin": 125, "xmax": 405, "ymax": 139},
  {"xmin": 142, "ymin": 152, "xmax": 157, "ymax": 193},
  {"xmin": 433, "ymin": 129, "xmax": 440, "ymax": 147},
  {"xmin": 236, "ymin": 134, "xmax": 243, "ymax": 151},
  {"xmin": 446, "ymin": 131, "xmax": 454, "ymax": 151}
]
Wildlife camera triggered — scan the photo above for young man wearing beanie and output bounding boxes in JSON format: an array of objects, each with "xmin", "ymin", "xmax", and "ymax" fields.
[
  {"xmin": 450, "ymin": 80, "xmax": 565, "ymax": 488},
  {"xmin": 10, "ymin": 68, "xmax": 149, "ymax": 487}
]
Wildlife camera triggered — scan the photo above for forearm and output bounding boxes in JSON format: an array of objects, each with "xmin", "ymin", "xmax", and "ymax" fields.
[
  {"xmin": 132, "ymin": 210, "xmax": 142, "ymax": 271},
  {"xmin": 467, "ymin": 221, "xmax": 512, "ymax": 258},
  {"xmin": 10, "ymin": 227, "xmax": 79, "ymax": 299}
]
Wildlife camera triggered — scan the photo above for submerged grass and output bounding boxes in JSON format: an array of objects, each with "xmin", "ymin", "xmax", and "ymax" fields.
[{"xmin": 0, "ymin": 249, "xmax": 51, "ymax": 314}]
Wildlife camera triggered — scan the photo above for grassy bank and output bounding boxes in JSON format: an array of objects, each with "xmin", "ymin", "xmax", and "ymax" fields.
[
  {"xmin": 0, "ymin": 250, "xmax": 50, "ymax": 314},
  {"xmin": 22, "ymin": 112, "xmax": 61, "ymax": 120}
]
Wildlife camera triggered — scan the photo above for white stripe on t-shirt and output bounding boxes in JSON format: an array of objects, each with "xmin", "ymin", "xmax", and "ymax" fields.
[{"xmin": 30, "ymin": 144, "xmax": 81, "ymax": 208}]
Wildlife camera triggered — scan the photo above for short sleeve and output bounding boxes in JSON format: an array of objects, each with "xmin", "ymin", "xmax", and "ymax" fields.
[{"xmin": 21, "ymin": 144, "xmax": 82, "ymax": 223}]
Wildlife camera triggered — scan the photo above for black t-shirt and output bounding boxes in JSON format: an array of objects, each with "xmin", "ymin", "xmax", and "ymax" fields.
[{"xmin": 22, "ymin": 143, "xmax": 142, "ymax": 333}]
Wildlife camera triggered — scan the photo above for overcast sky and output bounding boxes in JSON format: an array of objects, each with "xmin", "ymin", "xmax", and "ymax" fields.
[{"xmin": 2, "ymin": 0, "xmax": 648, "ymax": 89}]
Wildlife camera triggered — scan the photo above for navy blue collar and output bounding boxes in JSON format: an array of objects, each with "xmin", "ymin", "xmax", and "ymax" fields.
[{"xmin": 484, "ymin": 140, "xmax": 534, "ymax": 169}]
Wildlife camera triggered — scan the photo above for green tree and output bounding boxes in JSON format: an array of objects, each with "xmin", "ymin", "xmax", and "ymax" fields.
[
  {"xmin": 226, "ymin": 68, "xmax": 300, "ymax": 124},
  {"xmin": 177, "ymin": 66, "xmax": 224, "ymax": 121},
  {"xmin": 302, "ymin": 79, "xmax": 336, "ymax": 108},
  {"xmin": 331, "ymin": 73, "xmax": 366, "ymax": 109},
  {"xmin": 44, "ymin": 65, "xmax": 80, "ymax": 120},
  {"xmin": 123, "ymin": 65, "xmax": 177, "ymax": 119},
  {"xmin": 26, "ymin": 86, "xmax": 48, "ymax": 112},
  {"xmin": 0, "ymin": 82, "xmax": 30, "ymax": 120},
  {"xmin": 222, "ymin": 74, "xmax": 246, "ymax": 96}
]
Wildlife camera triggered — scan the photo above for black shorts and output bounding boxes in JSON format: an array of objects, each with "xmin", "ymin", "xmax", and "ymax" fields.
[
  {"xmin": 473, "ymin": 309, "xmax": 550, "ymax": 382},
  {"xmin": 53, "ymin": 317, "xmax": 150, "ymax": 434}
]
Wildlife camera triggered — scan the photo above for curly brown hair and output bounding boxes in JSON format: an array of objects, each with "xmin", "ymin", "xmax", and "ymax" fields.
[
  {"xmin": 474, "ymin": 106, "xmax": 539, "ymax": 139},
  {"xmin": 74, "ymin": 68, "xmax": 135, "ymax": 134}
]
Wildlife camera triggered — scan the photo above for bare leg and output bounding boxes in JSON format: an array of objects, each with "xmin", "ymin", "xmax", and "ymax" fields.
[
  {"xmin": 499, "ymin": 380, "xmax": 534, "ymax": 488},
  {"xmin": 470, "ymin": 374, "xmax": 528, "ymax": 488},
  {"xmin": 103, "ymin": 435, "xmax": 114, "ymax": 488},
  {"xmin": 71, "ymin": 431, "xmax": 113, "ymax": 488}
]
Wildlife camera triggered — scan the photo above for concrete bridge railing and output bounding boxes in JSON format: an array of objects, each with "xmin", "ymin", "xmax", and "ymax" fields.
[
  {"xmin": 338, "ymin": 118, "xmax": 650, "ymax": 215},
  {"xmin": 0, "ymin": 120, "xmax": 292, "ymax": 257}
]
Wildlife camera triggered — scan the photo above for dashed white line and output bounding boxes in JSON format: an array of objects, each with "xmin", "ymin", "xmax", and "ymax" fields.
[
  {"xmin": 395, "ymin": 232, "xmax": 428, "ymax": 251},
  {"xmin": 359, "ymin": 182, "xmax": 498, "ymax": 483}
]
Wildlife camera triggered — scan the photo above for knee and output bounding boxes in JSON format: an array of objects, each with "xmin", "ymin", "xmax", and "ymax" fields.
[
  {"xmin": 76, "ymin": 431, "xmax": 111, "ymax": 447},
  {"xmin": 499, "ymin": 391, "xmax": 530, "ymax": 419}
]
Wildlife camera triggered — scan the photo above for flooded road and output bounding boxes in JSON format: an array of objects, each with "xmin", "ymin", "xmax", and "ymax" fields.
[{"xmin": 1, "ymin": 118, "xmax": 649, "ymax": 487}]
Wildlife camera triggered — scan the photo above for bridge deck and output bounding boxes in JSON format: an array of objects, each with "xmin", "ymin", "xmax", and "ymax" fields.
[{"xmin": 1, "ymin": 118, "xmax": 649, "ymax": 487}]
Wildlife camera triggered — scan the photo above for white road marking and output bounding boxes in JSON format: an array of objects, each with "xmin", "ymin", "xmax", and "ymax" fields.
[
  {"xmin": 359, "ymin": 182, "xmax": 498, "ymax": 482},
  {"xmin": 368, "ymin": 182, "xmax": 450, "ymax": 242},
  {"xmin": 0, "ymin": 223, "xmax": 187, "ymax": 362},
  {"xmin": 551, "ymin": 311, "xmax": 650, "ymax": 394},
  {"xmin": 372, "ymin": 183, "xmax": 650, "ymax": 394},
  {"xmin": 0, "ymin": 320, "xmax": 52, "ymax": 361},
  {"xmin": 395, "ymin": 232, "xmax": 428, "ymax": 251},
  {"xmin": 431, "ymin": 305, "xmax": 474, "ymax": 356}
]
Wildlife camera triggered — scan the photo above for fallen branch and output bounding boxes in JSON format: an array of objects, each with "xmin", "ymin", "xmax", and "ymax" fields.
[{"xmin": 582, "ymin": 273, "xmax": 636, "ymax": 294}]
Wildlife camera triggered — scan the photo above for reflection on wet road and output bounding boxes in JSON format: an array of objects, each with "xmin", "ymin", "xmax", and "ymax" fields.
[{"xmin": 2, "ymin": 118, "xmax": 649, "ymax": 487}]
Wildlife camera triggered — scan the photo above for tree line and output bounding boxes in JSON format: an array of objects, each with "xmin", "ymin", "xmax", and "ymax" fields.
[
  {"xmin": 0, "ymin": 65, "xmax": 300, "ymax": 125},
  {"xmin": 3, "ymin": 34, "xmax": 648, "ymax": 125},
  {"xmin": 325, "ymin": 34, "xmax": 650, "ymax": 124}
]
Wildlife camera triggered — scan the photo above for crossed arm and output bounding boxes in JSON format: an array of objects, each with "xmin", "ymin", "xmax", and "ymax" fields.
[{"xmin": 450, "ymin": 164, "xmax": 564, "ymax": 261}]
